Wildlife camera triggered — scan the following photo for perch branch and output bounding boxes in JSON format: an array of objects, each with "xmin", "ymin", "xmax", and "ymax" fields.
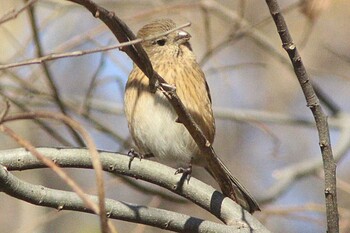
[
  {"xmin": 0, "ymin": 147, "xmax": 269, "ymax": 232},
  {"xmin": 67, "ymin": 0, "xmax": 259, "ymax": 212}
]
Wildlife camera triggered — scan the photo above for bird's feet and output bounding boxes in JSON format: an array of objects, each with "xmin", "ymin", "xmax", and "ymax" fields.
[
  {"xmin": 175, "ymin": 164, "xmax": 192, "ymax": 183},
  {"xmin": 127, "ymin": 149, "xmax": 153, "ymax": 169}
]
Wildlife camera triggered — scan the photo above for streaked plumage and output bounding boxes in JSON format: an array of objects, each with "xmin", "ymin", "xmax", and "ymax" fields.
[
  {"xmin": 124, "ymin": 19, "xmax": 259, "ymax": 213},
  {"xmin": 125, "ymin": 19, "xmax": 214, "ymax": 167}
]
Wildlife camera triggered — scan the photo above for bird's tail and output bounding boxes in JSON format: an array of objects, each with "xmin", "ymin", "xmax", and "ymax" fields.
[{"xmin": 206, "ymin": 155, "xmax": 260, "ymax": 213}]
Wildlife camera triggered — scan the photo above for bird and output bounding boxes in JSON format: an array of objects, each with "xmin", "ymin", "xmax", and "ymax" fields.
[{"xmin": 124, "ymin": 19, "xmax": 260, "ymax": 213}]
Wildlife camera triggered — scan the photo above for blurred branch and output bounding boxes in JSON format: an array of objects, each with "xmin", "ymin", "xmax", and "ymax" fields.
[
  {"xmin": 200, "ymin": 5, "xmax": 212, "ymax": 51},
  {"xmin": 0, "ymin": 22, "xmax": 189, "ymax": 71},
  {"xmin": 27, "ymin": 4, "xmax": 85, "ymax": 146},
  {"xmin": 264, "ymin": 1, "xmax": 339, "ymax": 233},
  {"xmin": 77, "ymin": 109, "xmax": 131, "ymax": 147},
  {"xmin": 80, "ymin": 53, "xmax": 106, "ymax": 114},
  {"xmin": 0, "ymin": 111, "xmax": 114, "ymax": 233},
  {"xmin": 201, "ymin": 0, "xmax": 341, "ymax": 116},
  {"xmin": 205, "ymin": 62, "xmax": 267, "ymax": 75},
  {"xmin": 0, "ymin": 91, "xmax": 72, "ymax": 146},
  {"xmin": 326, "ymin": 46, "xmax": 350, "ymax": 65},
  {"xmin": 262, "ymin": 203, "xmax": 326, "ymax": 225},
  {"xmin": 262, "ymin": 203, "xmax": 350, "ymax": 230},
  {"xmin": 6, "ymin": 93, "xmax": 130, "ymax": 147},
  {"xmin": 0, "ymin": 147, "xmax": 269, "ymax": 232},
  {"xmin": 1, "ymin": 69, "xmax": 50, "ymax": 98},
  {"xmin": 259, "ymin": 113, "xmax": 350, "ymax": 203},
  {"xmin": 56, "ymin": 97, "xmax": 344, "ymax": 129},
  {"xmin": 0, "ymin": 0, "xmax": 38, "ymax": 25}
]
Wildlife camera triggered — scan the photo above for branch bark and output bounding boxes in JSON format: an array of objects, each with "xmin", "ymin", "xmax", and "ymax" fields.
[
  {"xmin": 0, "ymin": 147, "xmax": 270, "ymax": 233},
  {"xmin": 264, "ymin": 1, "xmax": 339, "ymax": 232}
]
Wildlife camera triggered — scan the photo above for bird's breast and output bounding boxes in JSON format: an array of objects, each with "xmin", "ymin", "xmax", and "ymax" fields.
[{"xmin": 124, "ymin": 59, "xmax": 214, "ymax": 167}]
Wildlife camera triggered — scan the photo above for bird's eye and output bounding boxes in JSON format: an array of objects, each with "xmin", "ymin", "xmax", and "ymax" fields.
[{"xmin": 156, "ymin": 39, "xmax": 166, "ymax": 46}]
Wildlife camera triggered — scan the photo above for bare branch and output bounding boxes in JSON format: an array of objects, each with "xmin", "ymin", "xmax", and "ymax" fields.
[
  {"xmin": 0, "ymin": 147, "xmax": 270, "ymax": 232},
  {"xmin": 27, "ymin": 5, "xmax": 86, "ymax": 147},
  {"xmin": 0, "ymin": 111, "xmax": 116, "ymax": 233},
  {"xmin": 0, "ymin": 22, "xmax": 190, "ymax": 71},
  {"xmin": 264, "ymin": 1, "xmax": 339, "ymax": 232},
  {"xmin": 0, "ymin": 0, "xmax": 38, "ymax": 25},
  {"xmin": 201, "ymin": 0, "xmax": 340, "ymax": 115}
]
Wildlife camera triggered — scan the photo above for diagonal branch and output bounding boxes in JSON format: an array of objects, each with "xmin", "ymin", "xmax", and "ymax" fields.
[
  {"xmin": 0, "ymin": 0, "xmax": 38, "ymax": 25},
  {"xmin": 27, "ymin": 4, "xmax": 85, "ymax": 146},
  {"xmin": 66, "ymin": 0, "xmax": 258, "ymax": 212},
  {"xmin": 0, "ymin": 22, "xmax": 190, "ymax": 71},
  {"xmin": 0, "ymin": 111, "xmax": 113, "ymax": 233},
  {"xmin": 201, "ymin": 0, "xmax": 340, "ymax": 116}
]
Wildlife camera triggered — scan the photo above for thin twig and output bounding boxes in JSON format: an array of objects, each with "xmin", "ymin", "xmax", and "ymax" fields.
[
  {"xmin": 0, "ymin": 22, "xmax": 190, "ymax": 71},
  {"xmin": 0, "ymin": 91, "xmax": 72, "ymax": 146},
  {"xmin": 264, "ymin": 1, "xmax": 339, "ymax": 232},
  {"xmin": 80, "ymin": 54, "xmax": 106, "ymax": 114},
  {"xmin": 201, "ymin": 0, "xmax": 340, "ymax": 116},
  {"xmin": 0, "ymin": 111, "xmax": 116, "ymax": 233},
  {"xmin": 0, "ymin": 0, "xmax": 38, "ymax": 24},
  {"xmin": 27, "ymin": 4, "xmax": 85, "ymax": 146}
]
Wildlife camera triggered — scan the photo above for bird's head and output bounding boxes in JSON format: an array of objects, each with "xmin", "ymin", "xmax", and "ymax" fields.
[{"xmin": 137, "ymin": 19, "xmax": 192, "ymax": 58}]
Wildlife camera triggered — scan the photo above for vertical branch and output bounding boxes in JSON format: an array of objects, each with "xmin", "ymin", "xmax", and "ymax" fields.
[
  {"xmin": 200, "ymin": 5, "xmax": 212, "ymax": 51},
  {"xmin": 264, "ymin": 1, "xmax": 339, "ymax": 232},
  {"xmin": 80, "ymin": 54, "xmax": 105, "ymax": 114},
  {"xmin": 27, "ymin": 3, "xmax": 85, "ymax": 146}
]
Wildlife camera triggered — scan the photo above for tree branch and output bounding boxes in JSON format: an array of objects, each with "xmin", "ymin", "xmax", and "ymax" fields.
[
  {"xmin": 0, "ymin": 111, "xmax": 113, "ymax": 233},
  {"xmin": 202, "ymin": 0, "xmax": 340, "ymax": 116},
  {"xmin": 24, "ymin": 95, "xmax": 350, "ymax": 205},
  {"xmin": 0, "ymin": 147, "xmax": 270, "ymax": 232},
  {"xmin": 66, "ymin": 0, "xmax": 259, "ymax": 212},
  {"xmin": 264, "ymin": 1, "xmax": 339, "ymax": 232},
  {"xmin": 27, "ymin": 4, "xmax": 85, "ymax": 146}
]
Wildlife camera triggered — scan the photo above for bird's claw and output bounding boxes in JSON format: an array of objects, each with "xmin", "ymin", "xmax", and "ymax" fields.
[
  {"xmin": 128, "ymin": 149, "xmax": 143, "ymax": 169},
  {"xmin": 175, "ymin": 165, "xmax": 192, "ymax": 183}
]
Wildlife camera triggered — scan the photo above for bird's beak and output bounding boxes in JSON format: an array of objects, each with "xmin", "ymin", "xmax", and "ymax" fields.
[{"xmin": 175, "ymin": 30, "xmax": 191, "ymax": 43}]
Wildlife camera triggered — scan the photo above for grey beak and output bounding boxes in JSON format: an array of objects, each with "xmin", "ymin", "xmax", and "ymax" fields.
[{"xmin": 175, "ymin": 30, "xmax": 191, "ymax": 42}]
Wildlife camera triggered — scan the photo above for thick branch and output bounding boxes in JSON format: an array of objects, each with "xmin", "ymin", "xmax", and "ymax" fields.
[
  {"xmin": 0, "ymin": 163, "xmax": 264, "ymax": 233},
  {"xmin": 0, "ymin": 147, "xmax": 268, "ymax": 232}
]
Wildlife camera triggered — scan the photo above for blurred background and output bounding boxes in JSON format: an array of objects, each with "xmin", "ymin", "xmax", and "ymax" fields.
[{"xmin": 0, "ymin": 0, "xmax": 349, "ymax": 232}]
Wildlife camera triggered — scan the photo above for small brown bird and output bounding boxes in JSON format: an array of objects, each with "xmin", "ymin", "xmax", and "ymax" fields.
[{"xmin": 124, "ymin": 19, "xmax": 259, "ymax": 213}]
